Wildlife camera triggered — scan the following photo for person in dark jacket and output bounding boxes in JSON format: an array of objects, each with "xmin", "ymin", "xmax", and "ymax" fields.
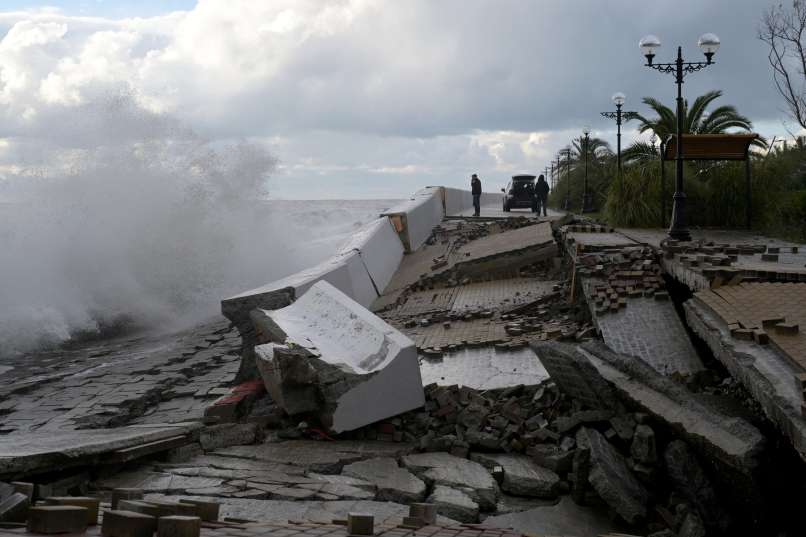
[
  {"xmin": 471, "ymin": 174, "xmax": 482, "ymax": 216},
  {"xmin": 535, "ymin": 174, "xmax": 550, "ymax": 216}
]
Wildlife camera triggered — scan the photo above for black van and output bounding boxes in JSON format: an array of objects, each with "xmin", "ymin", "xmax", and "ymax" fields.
[{"xmin": 501, "ymin": 175, "xmax": 538, "ymax": 212}]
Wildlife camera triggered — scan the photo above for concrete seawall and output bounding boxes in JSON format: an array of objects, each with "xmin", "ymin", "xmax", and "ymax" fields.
[{"xmin": 221, "ymin": 186, "xmax": 487, "ymax": 377}]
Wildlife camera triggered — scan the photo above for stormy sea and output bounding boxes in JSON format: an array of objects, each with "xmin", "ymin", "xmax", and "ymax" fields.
[{"xmin": 0, "ymin": 94, "xmax": 398, "ymax": 359}]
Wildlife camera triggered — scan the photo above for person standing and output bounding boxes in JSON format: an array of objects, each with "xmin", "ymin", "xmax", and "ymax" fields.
[
  {"xmin": 471, "ymin": 173, "xmax": 482, "ymax": 216},
  {"xmin": 535, "ymin": 174, "xmax": 550, "ymax": 217}
]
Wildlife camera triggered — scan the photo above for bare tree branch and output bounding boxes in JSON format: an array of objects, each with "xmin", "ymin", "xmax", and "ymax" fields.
[{"xmin": 759, "ymin": 1, "xmax": 806, "ymax": 130}]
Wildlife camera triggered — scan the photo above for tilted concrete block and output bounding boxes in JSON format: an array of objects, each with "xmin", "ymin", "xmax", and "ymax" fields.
[{"xmin": 253, "ymin": 280, "xmax": 425, "ymax": 432}]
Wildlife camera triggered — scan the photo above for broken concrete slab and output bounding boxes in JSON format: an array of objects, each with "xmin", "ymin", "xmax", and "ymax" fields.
[
  {"xmin": 482, "ymin": 496, "xmax": 619, "ymax": 537},
  {"xmin": 664, "ymin": 440, "xmax": 731, "ymax": 532},
  {"xmin": 426, "ymin": 485, "xmax": 479, "ymax": 523},
  {"xmin": 0, "ymin": 424, "xmax": 201, "ymax": 479},
  {"xmin": 199, "ymin": 423, "xmax": 261, "ymax": 451},
  {"xmin": 401, "ymin": 452, "xmax": 498, "ymax": 511},
  {"xmin": 252, "ymin": 281, "xmax": 424, "ymax": 432},
  {"xmin": 470, "ymin": 453, "xmax": 560, "ymax": 499},
  {"xmin": 212, "ymin": 440, "xmax": 414, "ymax": 473},
  {"xmin": 146, "ymin": 495, "xmax": 457, "ymax": 526},
  {"xmin": 529, "ymin": 341, "xmax": 622, "ymax": 412},
  {"xmin": 525, "ymin": 445, "xmax": 574, "ymax": 476},
  {"xmin": 577, "ymin": 427, "xmax": 648, "ymax": 525},
  {"xmin": 684, "ymin": 298, "xmax": 806, "ymax": 463},
  {"xmin": 574, "ymin": 341, "xmax": 764, "ymax": 477},
  {"xmin": 341, "ymin": 458, "xmax": 426, "ymax": 503},
  {"xmin": 96, "ymin": 472, "xmax": 225, "ymax": 494}
]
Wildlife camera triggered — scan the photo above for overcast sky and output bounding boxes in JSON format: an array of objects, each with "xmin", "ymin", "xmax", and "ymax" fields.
[{"xmin": 0, "ymin": 0, "xmax": 798, "ymax": 199}]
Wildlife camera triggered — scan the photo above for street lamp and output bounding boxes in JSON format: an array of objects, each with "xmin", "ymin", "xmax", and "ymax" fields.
[
  {"xmin": 640, "ymin": 32, "xmax": 720, "ymax": 241},
  {"xmin": 562, "ymin": 148, "xmax": 572, "ymax": 211},
  {"xmin": 581, "ymin": 126, "xmax": 592, "ymax": 213},
  {"xmin": 601, "ymin": 92, "xmax": 637, "ymax": 192}
]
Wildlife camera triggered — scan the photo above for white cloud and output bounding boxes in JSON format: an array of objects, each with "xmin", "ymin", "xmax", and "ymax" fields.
[{"xmin": 0, "ymin": 0, "xmax": 793, "ymax": 198}]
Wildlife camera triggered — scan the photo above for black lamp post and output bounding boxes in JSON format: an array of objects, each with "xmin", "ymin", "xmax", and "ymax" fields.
[
  {"xmin": 640, "ymin": 32, "xmax": 721, "ymax": 241},
  {"xmin": 581, "ymin": 127, "xmax": 592, "ymax": 213},
  {"xmin": 601, "ymin": 92, "xmax": 637, "ymax": 192},
  {"xmin": 562, "ymin": 148, "xmax": 572, "ymax": 211}
]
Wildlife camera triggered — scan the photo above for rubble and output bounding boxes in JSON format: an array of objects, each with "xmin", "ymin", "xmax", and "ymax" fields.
[
  {"xmin": 577, "ymin": 427, "xmax": 648, "ymax": 525},
  {"xmin": 426, "ymin": 486, "xmax": 479, "ymax": 523},
  {"xmin": 251, "ymin": 281, "xmax": 424, "ymax": 433},
  {"xmin": 533, "ymin": 341, "xmax": 765, "ymax": 477},
  {"xmin": 470, "ymin": 454, "xmax": 560, "ymax": 499},
  {"xmin": 402, "ymin": 452, "xmax": 498, "ymax": 511}
]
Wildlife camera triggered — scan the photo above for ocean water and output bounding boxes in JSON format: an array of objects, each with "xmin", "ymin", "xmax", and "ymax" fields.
[{"xmin": 0, "ymin": 197, "xmax": 399, "ymax": 358}]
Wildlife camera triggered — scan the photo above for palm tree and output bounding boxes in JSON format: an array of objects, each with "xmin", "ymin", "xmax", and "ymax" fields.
[
  {"xmin": 625, "ymin": 90, "xmax": 766, "ymax": 164},
  {"xmin": 570, "ymin": 136, "xmax": 612, "ymax": 169},
  {"xmin": 633, "ymin": 90, "xmax": 757, "ymax": 138}
]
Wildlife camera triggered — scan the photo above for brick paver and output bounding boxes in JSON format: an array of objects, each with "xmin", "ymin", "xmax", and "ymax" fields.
[
  {"xmin": 695, "ymin": 282, "xmax": 806, "ymax": 372},
  {"xmin": 595, "ymin": 296, "xmax": 704, "ymax": 377}
]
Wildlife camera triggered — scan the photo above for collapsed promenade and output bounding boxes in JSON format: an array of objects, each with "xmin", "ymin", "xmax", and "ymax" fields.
[{"xmin": 1, "ymin": 186, "xmax": 805, "ymax": 537}]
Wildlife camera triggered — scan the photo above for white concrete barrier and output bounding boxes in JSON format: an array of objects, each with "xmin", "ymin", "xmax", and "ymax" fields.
[
  {"xmin": 443, "ymin": 187, "xmax": 473, "ymax": 215},
  {"xmin": 381, "ymin": 187, "xmax": 444, "ymax": 252},
  {"xmin": 338, "ymin": 216, "xmax": 404, "ymax": 297}
]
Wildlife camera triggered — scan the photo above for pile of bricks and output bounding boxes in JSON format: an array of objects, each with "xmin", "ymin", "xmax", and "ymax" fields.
[
  {"xmin": 350, "ymin": 381, "xmax": 569, "ymax": 454},
  {"xmin": 574, "ymin": 247, "xmax": 667, "ymax": 316}
]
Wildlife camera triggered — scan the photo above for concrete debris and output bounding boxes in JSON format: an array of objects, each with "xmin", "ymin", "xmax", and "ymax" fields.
[
  {"xmin": 426, "ymin": 486, "xmax": 479, "ymax": 523},
  {"xmin": 251, "ymin": 281, "xmax": 424, "ymax": 432},
  {"xmin": 577, "ymin": 427, "xmax": 648, "ymax": 525},
  {"xmin": 573, "ymin": 341, "xmax": 764, "ymax": 476},
  {"xmin": 470, "ymin": 454, "xmax": 560, "ymax": 499},
  {"xmin": 663, "ymin": 440, "xmax": 730, "ymax": 532},
  {"xmin": 341, "ymin": 458, "xmax": 426, "ymax": 503},
  {"xmin": 630, "ymin": 425, "xmax": 657, "ymax": 465},
  {"xmin": 0, "ymin": 491, "xmax": 29, "ymax": 523},
  {"xmin": 401, "ymin": 452, "xmax": 498, "ymax": 511}
]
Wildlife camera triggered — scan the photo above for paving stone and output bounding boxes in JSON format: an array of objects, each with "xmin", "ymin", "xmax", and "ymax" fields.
[
  {"xmin": 426, "ymin": 485, "xmax": 479, "ymax": 523},
  {"xmin": 27, "ymin": 505, "xmax": 88, "ymax": 534},
  {"xmin": 101, "ymin": 509, "xmax": 157, "ymax": 537},
  {"xmin": 157, "ymin": 516, "xmax": 201, "ymax": 537},
  {"xmin": 342, "ymin": 458, "xmax": 426, "ymax": 503},
  {"xmin": 347, "ymin": 512, "xmax": 374, "ymax": 536},
  {"xmin": 401, "ymin": 452, "xmax": 497, "ymax": 511},
  {"xmin": 44, "ymin": 496, "xmax": 100, "ymax": 525}
]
